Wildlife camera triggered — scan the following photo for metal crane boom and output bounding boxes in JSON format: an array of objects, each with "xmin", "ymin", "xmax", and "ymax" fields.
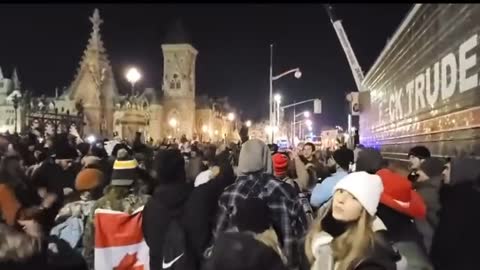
[{"xmin": 324, "ymin": 4, "xmax": 365, "ymax": 91}]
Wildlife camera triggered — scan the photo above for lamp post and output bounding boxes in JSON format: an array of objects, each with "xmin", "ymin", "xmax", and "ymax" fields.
[
  {"xmin": 227, "ymin": 112, "xmax": 235, "ymax": 142},
  {"xmin": 293, "ymin": 110, "xmax": 310, "ymax": 143},
  {"xmin": 245, "ymin": 120, "xmax": 252, "ymax": 128},
  {"xmin": 126, "ymin": 67, "xmax": 141, "ymax": 96},
  {"xmin": 274, "ymin": 94, "xmax": 282, "ymax": 131},
  {"xmin": 269, "ymin": 44, "xmax": 301, "ymax": 143}
]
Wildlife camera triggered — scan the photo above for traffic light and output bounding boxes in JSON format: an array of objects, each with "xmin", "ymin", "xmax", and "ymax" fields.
[
  {"xmin": 314, "ymin": 99, "xmax": 322, "ymax": 114},
  {"xmin": 347, "ymin": 92, "xmax": 360, "ymax": 115}
]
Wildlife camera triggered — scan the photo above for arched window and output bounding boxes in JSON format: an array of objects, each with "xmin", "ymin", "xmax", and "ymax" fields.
[{"xmin": 171, "ymin": 73, "xmax": 181, "ymax": 90}]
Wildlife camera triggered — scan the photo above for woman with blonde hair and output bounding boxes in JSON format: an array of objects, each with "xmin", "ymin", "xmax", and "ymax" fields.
[{"xmin": 305, "ymin": 172, "xmax": 404, "ymax": 270}]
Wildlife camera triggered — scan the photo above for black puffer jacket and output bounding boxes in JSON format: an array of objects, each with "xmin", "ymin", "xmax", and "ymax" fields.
[
  {"xmin": 143, "ymin": 182, "xmax": 214, "ymax": 270},
  {"xmin": 355, "ymin": 230, "xmax": 402, "ymax": 270}
]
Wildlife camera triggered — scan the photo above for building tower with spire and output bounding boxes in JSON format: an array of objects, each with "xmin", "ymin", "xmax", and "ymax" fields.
[
  {"xmin": 58, "ymin": 8, "xmax": 118, "ymax": 137},
  {"xmin": 161, "ymin": 19, "xmax": 198, "ymax": 138}
]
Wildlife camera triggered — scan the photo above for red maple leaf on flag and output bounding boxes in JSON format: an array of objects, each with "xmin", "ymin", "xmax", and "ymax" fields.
[{"xmin": 114, "ymin": 252, "xmax": 144, "ymax": 270}]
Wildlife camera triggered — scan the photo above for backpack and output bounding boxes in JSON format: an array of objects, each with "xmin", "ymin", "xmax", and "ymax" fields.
[{"xmin": 161, "ymin": 215, "xmax": 196, "ymax": 270}]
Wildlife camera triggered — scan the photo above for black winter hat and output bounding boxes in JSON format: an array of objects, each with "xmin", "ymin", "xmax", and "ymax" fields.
[
  {"xmin": 54, "ymin": 142, "xmax": 78, "ymax": 160},
  {"xmin": 233, "ymin": 198, "xmax": 271, "ymax": 234},
  {"xmin": 111, "ymin": 152, "xmax": 138, "ymax": 187},
  {"xmin": 408, "ymin": 146, "xmax": 431, "ymax": 160},
  {"xmin": 333, "ymin": 147, "xmax": 354, "ymax": 170},
  {"xmin": 154, "ymin": 149, "xmax": 186, "ymax": 184},
  {"xmin": 356, "ymin": 148, "xmax": 384, "ymax": 174},
  {"xmin": 419, "ymin": 158, "xmax": 445, "ymax": 178}
]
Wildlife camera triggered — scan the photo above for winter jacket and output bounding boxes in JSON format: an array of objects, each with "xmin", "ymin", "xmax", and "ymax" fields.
[
  {"xmin": 289, "ymin": 157, "xmax": 312, "ymax": 192},
  {"xmin": 50, "ymin": 198, "xmax": 95, "ymax": 250},
  {"xmin": 431, "ymin": 182, "xmax": 480, "ymax": 270},
  {"xmin": 413, "ymin": 176, "xmax": 442, "ymax": 254},
  {"xmin": 143, "ymin": 183, "xmax": 203, "ymax": 270},
  {"xmin": 310, "ymin": 170, "xmax": 348, "ymax": 207},
  {"xmin": 82, "ymin": 186, "xmax": 149, "ymax": 270},
  {"xmin": 30, "ymin": 160, "xmax": 71, "ymax": 230},
  {"xmin": 376, "ymin": 204, "xmax": 433, "ymax": 270}
]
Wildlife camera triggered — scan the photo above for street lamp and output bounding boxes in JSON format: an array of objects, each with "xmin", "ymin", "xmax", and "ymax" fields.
[
  {"xmin": 304, "ymin": 111, "xmax": 310, "ymax": 118},
  {"xmin": 169, "ymin": 118, "xmax": 177, "ymax": 128},
  {"xmin": 227, "ymin": 112, "xmax": 235, "ymax": 121},
  {"xmin": 274, "ymin": 94, "xmax": 282, "ymax": 104},
  {"xmin": 245, "ymin": 120, "xmax": 252, "ymax": 128},
  {"xmin": 274, "ymin": 93, "xmax": 282, "ymax": 131},
  {"xmin": 169, "ymin": 118, "xmax": 178, "ymax": 138},
  {"xmin": 126, "ymin": 67, "xmax": 141, "ymax": 96},
  {"xmin": 269, "ymin": 43, "xmax": 301, "ymax": 143},
  {"xmin": 305, "ymin": 119, "xmax": 313, "ymax": 127}
]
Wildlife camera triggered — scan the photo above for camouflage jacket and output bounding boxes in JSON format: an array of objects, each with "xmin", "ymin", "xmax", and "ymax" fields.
[{"xmin": 82, "ymin": 186, "xmax": 150, "ymax": 270}]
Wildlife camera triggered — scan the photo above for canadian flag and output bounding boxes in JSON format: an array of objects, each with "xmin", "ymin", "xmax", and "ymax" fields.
[{"xmin": 94, "ymin": 207, "xmax": 150, "ymax": 270}]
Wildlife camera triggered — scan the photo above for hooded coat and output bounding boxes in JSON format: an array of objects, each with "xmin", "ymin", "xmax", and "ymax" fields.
[
  {"xmin": 237, "ymin": 139, "xmax": 273, "ymax": 176},
  {"xmin": 143, "ymin": 182, "xmax": 214, "ymax": 270},
  {"xmin": 216, "ymin": 139, "xmax": 304, "ymax": 268}
]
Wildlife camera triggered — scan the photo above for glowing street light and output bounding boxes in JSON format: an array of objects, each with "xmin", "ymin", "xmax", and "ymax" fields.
[
  {"xmin": 202, "ymin": 125, "xmax": 208, "ymax": 133},
  {"xmin": 227, "ymin": 113, "xmax": 235, "ymax": 121},
  {"xmin": 269, "ymin": 43, "xmax": 302, "ymax": 144},
  {"xmin": 274, "ymin": 93, "xmax": 282, "ymax": 104},
  {"xmin": 245, "ymin": 120, "xmax": 252, "ymax": 127},
  {"xmin": 305, "ymin": 119, "xmax": 313, "ymax": 127},
  {"xmin": 294, "ymin": 70, "xmax": 302, "ymax": 79},
  {"xmin": 304, "ymin": 111, "xmax": 310, "ymax": 118},
  {"xmin": 86, "ymin": 135, "xmax": 96, "ymax": 144},
  {"xmin": 169, "ymin": 118, "xmax": 178, "ymax": 128},
  {"xmin": 126, "ymin": 67, "xmax": 142, "ymax": 96}
]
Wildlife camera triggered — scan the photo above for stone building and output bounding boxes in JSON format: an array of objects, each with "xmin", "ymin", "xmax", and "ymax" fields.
[
  {"xmin": 1, "ymin": 9, "xmax": 240, "ymax": 142},
  {"xmin": 0, "ymin": 68, "xmax": 24, "ymax": 133}
]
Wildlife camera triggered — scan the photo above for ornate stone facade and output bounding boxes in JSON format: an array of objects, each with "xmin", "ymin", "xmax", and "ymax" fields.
[{"xmin": 0, "ymin": 9, "xmax": 240, "ymax": 142}]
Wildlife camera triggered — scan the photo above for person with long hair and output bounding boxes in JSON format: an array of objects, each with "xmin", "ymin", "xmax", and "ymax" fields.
[{"xmin": 305, "ymin": 172, "xmax": 403, "ymax": 270}]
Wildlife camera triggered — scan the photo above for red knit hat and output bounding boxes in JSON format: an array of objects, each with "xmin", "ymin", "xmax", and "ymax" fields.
[
  {"xmin": 376, "ymin": 169, "xmax": 426, "ymax": 219},
  {"xmin": 272, "ymin": 153, "xmax": 289, "ymax": 177}
]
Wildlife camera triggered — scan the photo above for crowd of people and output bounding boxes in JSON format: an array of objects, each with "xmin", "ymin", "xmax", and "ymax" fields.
[{"xmin": 0, "ymin": 130, "xmax": 479, "ymax": 270}]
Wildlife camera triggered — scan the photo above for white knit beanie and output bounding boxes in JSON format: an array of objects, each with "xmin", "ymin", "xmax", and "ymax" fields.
[{"xmin": 333, "ymin": 171, "xmax": 384, "ymax": 216}]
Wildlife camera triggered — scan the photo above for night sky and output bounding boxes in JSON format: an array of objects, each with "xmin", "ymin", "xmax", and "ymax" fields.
[{"xmin": 0, "ymin": 4, "xmax": 412, "ymax": 130}]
